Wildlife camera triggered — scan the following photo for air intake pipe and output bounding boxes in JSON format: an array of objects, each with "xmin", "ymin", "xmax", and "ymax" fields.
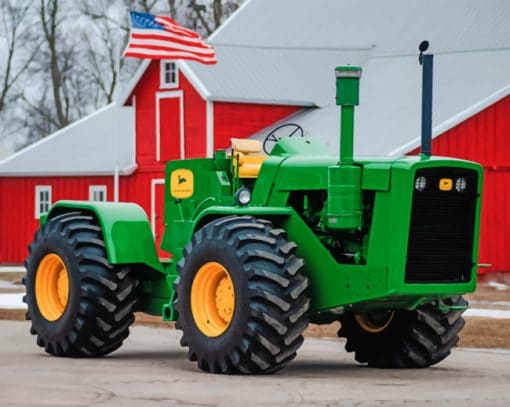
[{"xmin": 325, "ymin": 66, "xmax": 363, "ymax": 231}]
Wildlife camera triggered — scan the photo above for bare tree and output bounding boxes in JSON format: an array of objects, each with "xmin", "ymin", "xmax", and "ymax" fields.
[
  {"xmin": 187, "ymin": 0, "xmax": 239, "ymax": 36},
  {"xmin": 167, "ymin": 0, "xmax": 178, "ymax": 19},
  {"xmin": 39, "ymin": 0, "xmax": 70, "ymax": 127},
  {"xmin": 2, "ymin": 0, "xmax": 243, "ymax": 150},
  {"xmin": 17, "ymin": 0, "xmax": 93, "ymax": 143},
  {"xmin": 0, "ymin": 1, "xmax": 33, "ymax": 113}
]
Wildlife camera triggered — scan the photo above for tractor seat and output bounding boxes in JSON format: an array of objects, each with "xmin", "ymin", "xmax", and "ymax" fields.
[{"xmin": 231, "ymin": 138, "xmax": 266, "ymax": 178}]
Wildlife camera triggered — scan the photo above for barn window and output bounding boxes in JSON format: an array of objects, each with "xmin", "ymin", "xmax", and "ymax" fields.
[
  {"xmin": 160, "ymin": 61, "xmax": 178, "ymax": 88},
  {"xmin": 35, "ymin": 186, "xmax": 52, "ymax": 219},
  {"xmin": 89, "ymin": 185, "xmax": 107, "ymax": 202}
]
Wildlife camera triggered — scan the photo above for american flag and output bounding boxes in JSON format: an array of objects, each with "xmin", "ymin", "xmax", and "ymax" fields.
[{"xmin": 123, "ymin": 11, "xmax": 216, "ymax": 64}]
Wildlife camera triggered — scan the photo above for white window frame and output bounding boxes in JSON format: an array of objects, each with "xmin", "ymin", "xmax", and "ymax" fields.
[
  {"xmin": 89, "ymin": 185, "xmax": 107, "ymax": 202},
  {"xmin": 35, "ymin": 185, "xmax": 52, "ymax": 219},
  {"xmin": 160, "ymin": 61, "xmax": 178, "ymax": 88}
]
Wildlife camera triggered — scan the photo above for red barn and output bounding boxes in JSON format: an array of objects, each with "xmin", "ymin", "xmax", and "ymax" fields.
[
  {"xmin": 0, "ymin": 57, "xmax": 302, "ymax": 262},
  {"xmin": 1, "ymin": 0, "xmax": 509, "ymax": 273}
]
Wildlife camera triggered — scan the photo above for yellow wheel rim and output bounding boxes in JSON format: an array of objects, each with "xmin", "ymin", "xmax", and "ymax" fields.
[
  {"xmin": 35, "ymin": 253, "xmax": 70, "ymax": 321},
  {"xmin": 354, "ymin": 311, "xmax": 395, "ymax": 334},
  {"xmin": 190, "ymin": 262, "xmax": 235, "ymax": 337}
]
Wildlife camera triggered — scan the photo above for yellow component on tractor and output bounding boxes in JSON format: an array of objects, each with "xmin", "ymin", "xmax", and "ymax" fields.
[{"xmin": 231, "ymin": 138, "xmax": 266, "ymax": 178}]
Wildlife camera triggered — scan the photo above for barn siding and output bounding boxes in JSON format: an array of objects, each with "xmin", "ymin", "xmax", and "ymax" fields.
[
  {"xmin": 213, "ymin": 102, "xmax": 300, "ymax": 150},
  {"xmin": 0, "ymin": 176, "xmax": 113, "ymax": 263},
  {"xmin": 181, "ymin": 75, "xmax": 207, "ymax": 158},
  {"xmin": 411, "ymin": 95, "xmax": 510, "ymax": 272},
  {"xmin": 132, "ymin": 62, "xmax": 207, "ymax": 164}
]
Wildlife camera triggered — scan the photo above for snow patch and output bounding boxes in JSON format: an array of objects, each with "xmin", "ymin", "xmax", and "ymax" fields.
[
  {"xmin": 488, "ymin": 281, "xmax": 509, "ymax": 291},
  {"xmin": 0, "ymin": 294, "xmax": 27, "ymax": 309},
  {"xmin": 465, "ymin": 308, "xmax": 510, "ymax": 319},
  {"xmin": 0, "ymin": 267, "xmax": 25, "ymax": 273},
  {"xmin": 0, "ymin": 280, "xmax": 20, "ymax": 289}
]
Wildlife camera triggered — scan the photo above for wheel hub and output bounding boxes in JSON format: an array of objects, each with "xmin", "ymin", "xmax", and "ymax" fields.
[
  {"xmin": 35, "ymin": 253, "xmax": 69, "ymax": 321},
  {"xmin": 190, "ymin": 262, "xmax": 235, "ymax": 337},
  {"xmin": 354, "ymin": 310, "xmax": 395, "ymax": 333}
]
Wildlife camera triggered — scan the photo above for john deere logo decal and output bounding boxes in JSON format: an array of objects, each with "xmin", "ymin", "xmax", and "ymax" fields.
[{"xmin": 171, "ymin": 169, "xmax": 194, "ymax": 199}]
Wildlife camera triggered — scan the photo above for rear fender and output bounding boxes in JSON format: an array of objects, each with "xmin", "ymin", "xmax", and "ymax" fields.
[{"xmin": 46, "ymin": 201, "xmax": 164, "ymax": 273}]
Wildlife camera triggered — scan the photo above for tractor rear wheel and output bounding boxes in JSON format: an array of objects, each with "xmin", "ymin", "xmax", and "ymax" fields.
[
  {"xmin": 338, "ymin": 296, "xmax": 467, "ymax": 368},
  {"xmin": 174, "ymin": 216, "xmax": 310, "ymax": 374},
  {"xmin": 24, "ymin": 211, "xmax": 139, "ymax": 357}
]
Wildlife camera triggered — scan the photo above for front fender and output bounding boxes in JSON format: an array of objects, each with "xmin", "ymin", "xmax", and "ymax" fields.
[
  {"xmin": 194, "ymin": 206, "xmax": 292, "ymax": 229},
  {"xmin": 46, "ymin": 201, "xmax": 163, "ymax": 273}
]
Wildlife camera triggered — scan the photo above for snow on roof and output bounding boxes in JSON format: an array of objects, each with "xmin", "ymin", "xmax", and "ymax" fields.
[{"xmin": 0, "ymin": 104, "xmax": 136, "ymax": 176}]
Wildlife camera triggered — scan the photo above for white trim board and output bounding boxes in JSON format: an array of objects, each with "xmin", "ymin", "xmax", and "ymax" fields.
[
  {"xmin": 178, "ymin": 61, "xmax": 210, "ymax": 100},
  {"xmin": 119, "ymin": 60, "xmax": 211, "ymax": 105},
  {"xmin": 206, "ymin": 101, "xmax": 214, "ymax": 157},
  {"xmin": 150, "ymin": 178, "xmax": 166, "ymax": 237},
  {"xmin": 160, "ymin": 61, "xmax": 179, "ymax": 89},
  {"xmin": 155, "ymin": 90, "xmax": 185, "ymax": 162},
  {"xmin": 35, "ymin": 185, "xmax": 52, "ymax": 219}
]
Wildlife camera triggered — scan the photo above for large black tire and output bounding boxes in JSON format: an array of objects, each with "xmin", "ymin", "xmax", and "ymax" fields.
[
  {"xmin": 174, "ymin": 216, "xmax": 310, "ymax": 374},
  {"xmin": 24, "ymin": 211, "xmax": 139, "ymax": 357},
  {"xmin": 338, "ymin": 296, "xmax": 467, "ymax": 368}
]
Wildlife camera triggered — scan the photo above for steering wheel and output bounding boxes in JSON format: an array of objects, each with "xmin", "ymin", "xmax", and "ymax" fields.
[{"xmin": 262, "ymin": 123, "xmax": 304, "ymax": 154}]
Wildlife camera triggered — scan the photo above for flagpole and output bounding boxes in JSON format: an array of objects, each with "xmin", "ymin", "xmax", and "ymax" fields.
[{"xmin": 113, "ymin": 14, "xmax": 125, "ymax": 203}]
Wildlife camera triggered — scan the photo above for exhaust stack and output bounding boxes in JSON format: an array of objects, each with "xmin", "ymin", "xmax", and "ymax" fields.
[{"xmin": 419, "ymin": 41, "xmax": 433, "ymax": 157}]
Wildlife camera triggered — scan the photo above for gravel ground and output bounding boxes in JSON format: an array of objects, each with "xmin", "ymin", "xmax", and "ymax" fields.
[{"xmin": 2, "ymin": 321, "xmax": 510, "ymax": 407}]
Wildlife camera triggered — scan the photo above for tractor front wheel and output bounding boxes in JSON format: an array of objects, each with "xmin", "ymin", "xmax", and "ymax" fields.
[
  {"xmin": 24, "ymin": 211, "xmax": 139, "ymax": 357},
  {"xmin": 338, "ymin": 297, "xmax": 467, "ymax": 368},
  {"xmin": 174, "ymin": 216, "xmax": 310, "ymax": 374}
]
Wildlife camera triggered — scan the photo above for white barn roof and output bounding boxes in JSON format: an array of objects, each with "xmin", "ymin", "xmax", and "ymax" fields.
[
  {"xmin": 210, "ymin": 0, "xmax": 510, "ymax": 56},
  {"xmin": 0, "ymin": 104, "xmax": 135, "ymax": 176},
  {"xmin": 120, "ymin": 0, "xmax": 510, "ymax": 156},
  {"xmin": 252, "ymin": 50, "xmax": 510, "ymax": 156},
  {"xmin": 212, "ymin": 0, "xmax": 510, "ymax": 155},
  {"xmin": 3, "ymin": 0, "xmax": 509, "ymax": 176}
]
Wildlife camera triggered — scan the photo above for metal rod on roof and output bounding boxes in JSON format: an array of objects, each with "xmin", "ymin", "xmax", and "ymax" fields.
[{"xmin": 419, "ymin": 41, "xmax": 433, "ymax": 157}]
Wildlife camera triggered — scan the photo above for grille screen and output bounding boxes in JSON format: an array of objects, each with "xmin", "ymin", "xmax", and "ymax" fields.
[{"xmin": 405, "ymin": 168, "xmax": 478, "ymax": 283}]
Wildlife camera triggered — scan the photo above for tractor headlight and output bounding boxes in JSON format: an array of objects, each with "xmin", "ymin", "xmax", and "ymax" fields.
[
  {"xmin": 236, "ymin": 187, "xmax": 251, "ymax": 206},
  {"xmin": 415, "ymin": 176, "xmax": 427, "ymax": 191},
  {"xmin": 455, "ymin": 177, "xmax": 467, "ymax": 192}
]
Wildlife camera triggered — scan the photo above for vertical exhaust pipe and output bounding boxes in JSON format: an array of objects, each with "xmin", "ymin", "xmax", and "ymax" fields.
[{"xmin": 419, "ymin": 41, "xmax": 433, "ymax": 157}]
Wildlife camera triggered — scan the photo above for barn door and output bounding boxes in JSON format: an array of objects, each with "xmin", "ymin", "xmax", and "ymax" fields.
[
  {"xmin": 157, "ymin": 92, "xmax": 184, "ymax": 162},
  {"xmin": 151, "ymin": 179, "xmax": 170, "ymax": 259}
]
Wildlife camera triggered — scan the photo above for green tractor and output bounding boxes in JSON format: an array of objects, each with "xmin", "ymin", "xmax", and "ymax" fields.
[{"xmin": 23, "ymin": 47, "xmax": 482, "ymax": 374}]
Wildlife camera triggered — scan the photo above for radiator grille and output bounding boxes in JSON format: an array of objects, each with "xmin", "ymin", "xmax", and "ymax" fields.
[{"xmin": 405, "ymin": 168, "xmax": 478, "ymax": 283}]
